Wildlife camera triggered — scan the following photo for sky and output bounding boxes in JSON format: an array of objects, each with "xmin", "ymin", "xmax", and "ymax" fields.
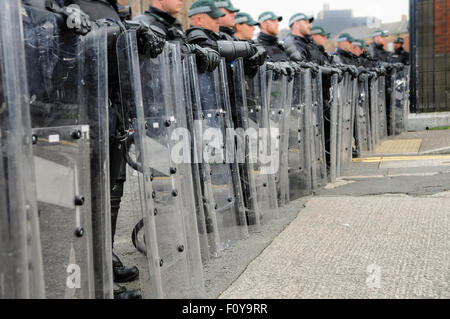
[{"xmin": 233, "ymin": 0, "xmax": 409, "ymax": 30}]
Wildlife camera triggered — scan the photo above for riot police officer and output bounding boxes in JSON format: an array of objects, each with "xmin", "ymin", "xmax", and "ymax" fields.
[
  {"xmin": 234, "ymin": 12, "xmax": 259, "ymax": 41},
  {"xmin": 351, "ymin": 39, "xmax": 373, "ymax": 68},
  {"xmin": 185, "ymin": 0, "xmax": 266, "ymax": 68},
  {"xmin": 333, "ymin": 33, "xmax": 359, "ymax": 66},
  {"xmin": 392, "ymin": 37, "xmax": 410, "ymax": 65},
  {"xmin": 284, "ymin": 12, "xmax": 315, "ymax": 62},
  {"xmin": 58, "ymin": 0, "xmax": 166, "ymax": 299},
  {"xmin": 133, "ymin": 0, "xmax": 221, "ymax": 73},
  {"xmin": 368, "ymin": 30, "xmax": 391, "ymax": 63},
  {"xmin": 310, "ymin": 26, "xmax": 333, "ymax": 65},
  {"xmin": 256, "ymin": 11, "xmax": 288, "ymax": 62},
  {"xmin": 215, "ymin": 0, "xmax": 240, "ymax": 40}
]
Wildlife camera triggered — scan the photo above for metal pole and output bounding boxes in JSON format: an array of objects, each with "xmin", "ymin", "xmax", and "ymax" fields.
[{"xmin": 409, "ymin": 0, "xmax": 418, "ymax": 113}]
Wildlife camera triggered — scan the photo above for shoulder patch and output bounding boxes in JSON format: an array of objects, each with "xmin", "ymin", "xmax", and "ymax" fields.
[{"xmin": 186, "ymin": 28, "xmax": 210, "ymax": 43}]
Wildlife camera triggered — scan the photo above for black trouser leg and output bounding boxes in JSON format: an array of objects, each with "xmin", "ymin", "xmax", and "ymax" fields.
[{"xmin": 109, "ymin": 136, "xmax": 127, "ymax": 247}]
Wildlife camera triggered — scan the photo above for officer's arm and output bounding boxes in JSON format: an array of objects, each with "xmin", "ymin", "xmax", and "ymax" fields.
[
  {"xmin": 216, "ymin": 41, "xmax": 256, "ymax": 62},
  {"xmin": 187, "ymin": 29, "xmax": 219, "ymax": 51},
  {"xmin": 187, "ymin": 29, "xmax": 255, "ymax": 62},
  {"xmin": 284, "ymin": 40, "xmax": 304, "ymax": 62}
]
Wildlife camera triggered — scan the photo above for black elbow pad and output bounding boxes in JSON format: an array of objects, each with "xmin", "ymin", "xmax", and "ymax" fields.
[{"xmin": 217, "ymin": 40, "xmax": 254, "ymax": 61}]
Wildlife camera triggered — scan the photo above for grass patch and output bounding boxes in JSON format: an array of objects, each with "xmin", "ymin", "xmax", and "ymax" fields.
[{"xmin": 429, "ymin": 126, "xmax": 450, "ymax": 131}]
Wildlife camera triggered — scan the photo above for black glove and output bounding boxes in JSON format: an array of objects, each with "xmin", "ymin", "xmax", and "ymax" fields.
[
  {"xmin": 368, "ymin": 71, "xmax": 378, "ymax": 80},
  {"xmin": 46, "ymin": 2, "xmax": 92, "ymax": 35},
  {"xmin": 371, "ymin": 66, "xmax": 386, "ymax": 76},
  {"xmin": 244, "ymin": 63, "xmax": 259, "ymax": 78},
  {"xmin": 280, "ymin": 62, "xmax": 295, "ymax": 82},
  {"xmin": 289, "ymin": 62, "xmax": 303, "ymax": 75},
  {"xmin": 327, "ymin": 67, "xmax": 343, "ymax": 82},
  {"xmin": 186, "ymin": 44, "xmax": 221, "ymax": 73},
  {"xmin": 342, "ymin": 65, "xmax": 358, "ymax": 78},
  {"xmin": 266, "ymin": 62, "xmax": 283, "ymax": 81},
  {"xmin": 357, "ymin": 66, "xmax": 368, "ymax": 78},
  {"xmin": 126, "ymin": 21, "xmax": 166, "ymax": 58},
  {"xmin": 299, "ymin": 61, "xmax": 319, "ymax": 75},
  {"xmin": 394, "ymin": 62, "xmax": 405, "ymax": 71},
  {"xmin": 247, "ymin": 44, "xmax": 267, "ymax": 67}
]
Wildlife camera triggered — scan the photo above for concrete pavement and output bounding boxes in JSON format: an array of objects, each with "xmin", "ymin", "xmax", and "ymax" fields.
[
  {"xmin": 220, "ymin": 196, "xmax": 449, "ymax": 299},
  {"xmin": 220, "ymin": 146, "xmax": 450, "ymax": 299}
]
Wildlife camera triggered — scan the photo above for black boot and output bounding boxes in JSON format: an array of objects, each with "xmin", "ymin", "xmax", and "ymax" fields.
[
  {"xmin": 113, "ymin": 252, "xmax": 140, "ymax": 283},
  {"xmin": 113, "ymin": 282, "xmax": 126, "ymax": 295},
  {"xmin": 114, "ymin": 283, "xmax": 142, "ymax": 300}
]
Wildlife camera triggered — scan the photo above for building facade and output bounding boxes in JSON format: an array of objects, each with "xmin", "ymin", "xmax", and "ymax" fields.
[{"xmin": 410, "ymin": 0, "xmax": 450, "ymax": 112}]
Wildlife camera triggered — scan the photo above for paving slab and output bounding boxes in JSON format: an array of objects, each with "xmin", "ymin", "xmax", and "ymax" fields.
[
  {"xmin": 390, "ymin": 130, "xmax": 450, "ymax": 154},
  {"xmin": 375, "ymin": 139, "xmax": 422, "ymax": 155}
]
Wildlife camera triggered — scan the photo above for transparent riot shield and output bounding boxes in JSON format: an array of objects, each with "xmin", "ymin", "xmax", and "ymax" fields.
[
  {"xmin": 310, "ymin": 71, "xmax": 328, "ymax": 189},
  {"xmin": 322, "ymin": 71, "xmax": 339, "ymax": 184},
  {"xmin": 378, "ymin": 76, "xmax": 388, "ymax": 139},
  {"xmin": 245, "ymin": 66, "xmax": 279, "ymax": 224},
  {"xmin": 338, "ymin": 73, "xmax": 355, "ymax": 174},
  {"xmin": 350, "ymin": 75, "xmax": 358, "ymax": 160},
  {"xmin": 394, "ymin": 69, "xmax": 407, "ymax": 135},
  {"xmin": 83, "ymin": 25, "xmax": 113, "ymax": 300},
  {"xmin": 116, "ymin": 30, "xmax": 162, "ymax": 299},
  {"xmin": 369, "ymin": 76, "xmax": 380, "ymax": 149},
  {"xmin": 182, "ymin": 54, "xmax": 210, "ymax": 264},
  {"xmin": 335, "ymin": 75, "xmax": 344, "ymax": 178},
  {"xmin": 231, "ymin": 58, "xmax": 261, "ymax": 230},
  {"xmin": 117, "ymin": 32, "xmax": 205, "ymax": 298},
  {"xmin": 387, "ymin": 70, "xmax": 397, "ymax": 136},
  {"xmin": 289, "ymin": 69, "xmax": 312, "ymax": 199},
  {"xmin": 283, "ymin": 79, "xmax": 293, "ymax": 202},
  {"xmin": 22, "ymin": 4, "xmax": 117, "ymax": 298},
  {"xmin": 268, "ymin": 74, "xmax": 289, "ymax": 207},
  {"xmin": 166, "ymin": 42, "xmax": 205, "ymax": 296},
  {"xmin": 0, "ymin": 0, "xmax": 45, "ymax": 299},
  {"xmin": 195, "ymin": 60, "xmax": 249, "ymax": 255},
  {"xmin": 219, "ymin": 60, "xmax": 249, "ymax": 237},
  {"xmin": 355, "ymin": 74, "xmax": 370, "ymax": 157},
  {"xmin": 403, "ymin": 66, "xmax": 411, "ymax": 133}
]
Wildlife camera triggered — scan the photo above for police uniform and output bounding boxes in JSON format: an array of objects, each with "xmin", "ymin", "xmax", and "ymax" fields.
[
  {"xmin": 352, "ymin": 39, "xmax": 376, "ymax": 68},
  {"xmin": 368, "ymin": 30, "xmax": 391, "ymax": 63},
  {"xmin": 284, "ymin": 34, "xmax": 313, "ymax": 62},
  {"xmin": 255, "ymin": 12, "xmax": 289, "ymax": 62},
  {"xmin": 310, "ymin": 26, "xmax": 333, "ymax": 66},
  {"xmin": 134, "ymin": 6, "xmax": 185, "ymax": 43},
  {"xmin": 186, "ymin": 26, "xmax": 223, "ymax": 52},
  {"xmin": 369, "ymin": 42, "xmax": 391, "ymax": 63},
  {"xmin": 333, "ymin": 33, "xmax": 359, "ymax": 66},
  {"xmin": 214, "ymin": 0, "xmax": 240, "ymax": 40},
  {"xmin": 257, "ymin": 32, "xmax": 289, "ymax": 62},
  {"xmin": 220, "ymin": 26, "xmax": 239, "ymax": 40},
  {"xmin": 72, "ymin": 0, "xmax": 166, "ymax": 300},
  {"xmin": 186, "ymin": 0, "xmax": 263, "ymax": 66},
  {"xmin": 391, "ymin": 38, "xmax": 409, "ymax": 65},
  {"xmin": 283, "ymin": 13, "xmax": 315, "ymax": 63}
]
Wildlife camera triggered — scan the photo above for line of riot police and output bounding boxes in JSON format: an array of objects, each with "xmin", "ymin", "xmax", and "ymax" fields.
[{"xmin": 0, "ymin": 0, "xmax": 409, "ymax": 299}]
